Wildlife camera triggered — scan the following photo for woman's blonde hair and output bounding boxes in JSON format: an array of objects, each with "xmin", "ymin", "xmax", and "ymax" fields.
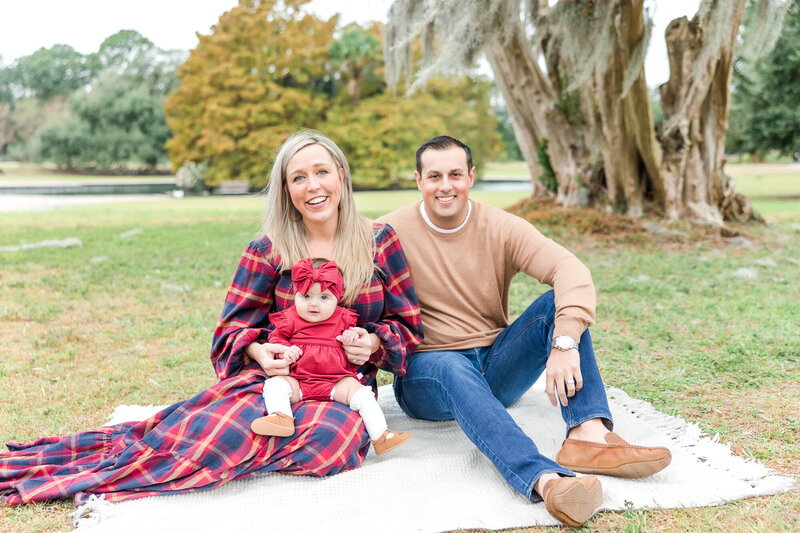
[{"xmin": 262, "ymin": 130, "xmax": 376, "ymax": 305}]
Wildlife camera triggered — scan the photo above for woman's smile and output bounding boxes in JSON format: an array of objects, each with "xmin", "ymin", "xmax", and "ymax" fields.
[{"xmin": 306, "ymin": 195, "xmax": 328, "ymax": 207}]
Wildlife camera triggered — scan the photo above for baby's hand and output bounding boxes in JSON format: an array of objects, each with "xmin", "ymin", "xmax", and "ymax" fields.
[
  {"xmin": 339, "ymin": 327, "xmax": 360, "ymax": 345},
  {"xmin": 283, "ymin": 345, "xmax": 303, "ymax": 363}
]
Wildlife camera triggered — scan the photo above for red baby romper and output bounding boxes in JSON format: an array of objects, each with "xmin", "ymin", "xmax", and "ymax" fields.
[{"xmin": 268, "ymin": 305, "xmax": 360, "ymax": 401}]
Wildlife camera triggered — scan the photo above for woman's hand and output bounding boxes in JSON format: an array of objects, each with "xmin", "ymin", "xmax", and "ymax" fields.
[
  {"xmin": 337, "ymin": 327, "xmax": 380, "ymax": 366},
  {"xmin": 544, "ymin": 348, "xmax": 583, "ymax": 408},
  {"xmin": 245, "ymin": 342, "xmax": 293, "ymax": 376}
]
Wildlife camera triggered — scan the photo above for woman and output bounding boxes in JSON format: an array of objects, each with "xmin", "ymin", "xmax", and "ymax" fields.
[{"xmin": 0, "ymin": 130, "xmax": 422, "ymax": 505}]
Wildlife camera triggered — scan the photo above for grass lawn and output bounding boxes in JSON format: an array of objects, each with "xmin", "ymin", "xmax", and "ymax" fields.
[
  {"xmin": 1, "ymin": 176, "xmax": 798, "ymax": 531},
  {"xmin": 727, "ymin": 163, "xmax": 800, "ymax": 198},
  {"xmin": 481, "ymin": 161, "xmax": 533, "ymax": 179}
]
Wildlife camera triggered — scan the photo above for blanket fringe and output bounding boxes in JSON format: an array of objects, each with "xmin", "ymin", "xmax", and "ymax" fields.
[
  {"xmin": 69, "ymin": 495, "xmax": 114, "ymax": 530},
  {"xmin": 105, "ymin": 404, "xmax": 168, "ymax": 426},
  {"xmin": 607, "ymin": 387, "xmax": 794, "ymax": 494}
]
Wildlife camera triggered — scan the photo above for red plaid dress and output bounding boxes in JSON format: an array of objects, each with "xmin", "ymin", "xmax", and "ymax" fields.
[{"xmin": 0, "ymin": 224, "xmax": 422, "ymax": 505}]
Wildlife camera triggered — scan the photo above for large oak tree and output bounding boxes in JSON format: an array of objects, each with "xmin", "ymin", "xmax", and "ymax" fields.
[{"xmin": 386, "ymin": 0, "xmax": 790, "ymax": 224}]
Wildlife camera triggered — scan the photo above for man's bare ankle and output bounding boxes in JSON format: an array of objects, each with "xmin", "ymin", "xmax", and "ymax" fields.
[
  {"xmin": 567, "ymin": 418, "xmax": 610, "ymax": 443},
  {"xmin": 534, "ymin": 472, "xmax": 561, "ymax": 498}
]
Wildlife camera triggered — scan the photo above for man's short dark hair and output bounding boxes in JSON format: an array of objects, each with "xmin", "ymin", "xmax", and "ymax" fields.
[{"xmin": 416, "ymin": 136, "xmax": 473, "ymax": 175}]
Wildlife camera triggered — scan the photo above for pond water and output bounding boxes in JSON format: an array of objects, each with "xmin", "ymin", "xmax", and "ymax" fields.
[
  {"xmin": 0, "ymin": 182, "xmax": 176, "ymax": 195},
  {"xmin": 0, "ymin": 179, "xmax": 532, "ymax": 195}
]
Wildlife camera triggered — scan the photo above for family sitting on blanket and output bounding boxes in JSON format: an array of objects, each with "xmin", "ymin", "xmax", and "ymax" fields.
[{"xmin": 0, "ymin": 131, "xmax": 670, "ymax": 527}]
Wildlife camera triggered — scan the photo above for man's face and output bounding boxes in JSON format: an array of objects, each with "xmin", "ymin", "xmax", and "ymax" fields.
[{"xmin": 415, "ymin": 145, "xmax": 475, "ymax": 230}]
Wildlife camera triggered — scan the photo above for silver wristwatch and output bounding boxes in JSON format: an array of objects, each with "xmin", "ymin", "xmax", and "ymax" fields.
[{"xmin": 552, "ymin": 335, "xmax": 579, "ymax": 351}]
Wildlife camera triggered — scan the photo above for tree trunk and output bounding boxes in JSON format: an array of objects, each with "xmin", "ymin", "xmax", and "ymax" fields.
[
  {"xmin": 484, "ymin": 17, "xmax": 591, "ymax": 204},
  {"xmin": 483, "ymin": 1, "xmax": 667, "ymax": 216},
  {"xmin": 350, "ymin": 66, "xmax": 362, "ymax": 108},
  {"xmin": 658, "ymin": 0, "xmax": 749, "ymax": 224},
  {"xmin": 0, "ymin": 103, "xmax": 13, "ymax": 152},
  {"xmin": 591, "ymin": 0, "xmax": 664, "ymax": 217},
  {"xmin": 484, "ymin": 31, "xmax": 545, "ymax": 197}
]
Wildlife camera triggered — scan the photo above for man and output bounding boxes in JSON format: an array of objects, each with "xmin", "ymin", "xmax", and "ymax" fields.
[{"xmin": 379, "ymin": 136, "xmax": 670, "ymax": 527}]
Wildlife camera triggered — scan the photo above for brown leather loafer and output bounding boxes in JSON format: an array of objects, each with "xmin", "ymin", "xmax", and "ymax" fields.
[
  {"xmin": 542, "ymin": 476, "xmax": 602, "ymax": 527},
  {"xmin": 372, "ymin": 429, "xmax": 412, "ymax": 455},
  {"xmin": 556, "ymin": 432, "xmax": 671, "ymax": 478},
  {"xmin": 251, "ymin": 412, "xmax": 295, "ymax": 437}
]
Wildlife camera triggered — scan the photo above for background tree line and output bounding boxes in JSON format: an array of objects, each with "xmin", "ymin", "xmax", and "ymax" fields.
[
  {"xmin": 164, "ymin": 0, "xmax": 501, "ymax": 189},
  {"xmin": 1, "ymin": 0, "xmax": 797, "ymax": 196},
  {"xmin": 0, "ymin": 31, "xmax": 185, "ymax": 172},
  {"xmin": 0, "ymin": 0, "xmax": 505, "ymax": 188},
  {"xmin": 727, "ymin": 0, "xmax": 800, "ymax": 161}
]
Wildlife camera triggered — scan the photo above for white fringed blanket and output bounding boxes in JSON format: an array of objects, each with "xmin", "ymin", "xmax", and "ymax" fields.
[{"xmin": 71, "ymin": 381, "xmax": 794, "ymax": 532}]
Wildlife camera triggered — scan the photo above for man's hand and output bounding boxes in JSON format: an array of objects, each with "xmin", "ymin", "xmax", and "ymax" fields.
[
  {"xmin": 337, "ymin": 327, "xmax": 379, "ymax": 366},
  {"xmin": 544, "ymin": 348, "xmax": 583, "ymax": 407},
  {"xmin": 245, "ymin": 342, "xmax": 293, "ymax": 376}
]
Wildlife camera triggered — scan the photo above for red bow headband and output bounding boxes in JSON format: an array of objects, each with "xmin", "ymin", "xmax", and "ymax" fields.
[{"xmin": 291, "ymin": 258, "xmax": 343, "ymax": 300}]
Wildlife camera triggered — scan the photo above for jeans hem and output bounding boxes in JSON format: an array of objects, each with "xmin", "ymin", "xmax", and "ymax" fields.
[{"xmin": 527, "ymin": 467, "xmax": 575, "ymax": 502}]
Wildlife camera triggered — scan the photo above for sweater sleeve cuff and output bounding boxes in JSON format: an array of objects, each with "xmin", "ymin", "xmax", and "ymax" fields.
[
  {"xmin": 553, "ymin": 317, "xmax": 587, "ymax": 343},
  {"xmin": 232, "ymin": 328, "xmax": 268, "ymax": 361}
]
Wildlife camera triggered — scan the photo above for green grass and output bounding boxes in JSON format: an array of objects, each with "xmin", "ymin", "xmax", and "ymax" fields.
[
  {"xmin": 752, "ymin": 199, "xmax": 800, "ymax": 220},
  {"xmin": 1, "ymin": 182, "xmax": 799, "ymax": 532},
  {"xmin": 728, "ymin": 163, "xmax": 800, "ymax": 199},
  {"xmin": 480, "ymin": 161, "xmax": 531, "ymax": 178},
  {"xmin": 728, "ymin": 163, "xmax": 800, "ymax": 221}
]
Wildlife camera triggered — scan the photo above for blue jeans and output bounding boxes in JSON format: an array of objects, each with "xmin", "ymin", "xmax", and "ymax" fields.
[{"xmin": 393, "ymin": 290, "xmax": 613, "ymax": 499}]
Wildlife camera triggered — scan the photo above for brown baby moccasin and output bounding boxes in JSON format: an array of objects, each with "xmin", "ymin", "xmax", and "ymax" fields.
[
  {"xmin": 372, "ymin": 429, "xmax": 412, "ymax": 455},
  {"xmin": 251, "ymin": 412, "xmax": 295, "ymax": 437}
]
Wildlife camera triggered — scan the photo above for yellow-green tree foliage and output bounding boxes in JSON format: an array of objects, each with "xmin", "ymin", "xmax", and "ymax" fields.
[
  {"xmin": 166, "ymin": 0, "xmax": 500, "ymax": 189},
  {"xmin": 326, "ymin": 78, "xmax": 500, "ymax": 189},
  {"xmin": 166, "ymin": 0, "xmax": 335, "ymax": 188}
]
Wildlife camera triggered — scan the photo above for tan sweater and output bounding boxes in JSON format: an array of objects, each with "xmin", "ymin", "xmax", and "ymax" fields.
[{"xmin": 379, "ymin": 200, "xmax": 596, "ymax": 351}]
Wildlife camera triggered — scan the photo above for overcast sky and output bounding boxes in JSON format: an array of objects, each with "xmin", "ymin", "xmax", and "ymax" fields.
[{"xmin": 0, "ymin": 0, "xmax": 700, "ymax": 86}]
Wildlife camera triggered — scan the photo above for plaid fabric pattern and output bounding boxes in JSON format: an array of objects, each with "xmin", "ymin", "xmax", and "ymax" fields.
[{"xmin": 1, "ymin": 224, "xmax": 422, "ymax": 505}]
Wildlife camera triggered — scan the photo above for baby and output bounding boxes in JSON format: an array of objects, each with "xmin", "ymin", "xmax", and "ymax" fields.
[{"xmin": 250, "ymin": 257, "xmax": 411, "ymax": 455}]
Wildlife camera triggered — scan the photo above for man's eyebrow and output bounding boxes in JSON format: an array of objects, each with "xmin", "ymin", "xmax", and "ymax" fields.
[{"xmin": 426, "ymin": 166, "xmax": 465, "ymax": 175}]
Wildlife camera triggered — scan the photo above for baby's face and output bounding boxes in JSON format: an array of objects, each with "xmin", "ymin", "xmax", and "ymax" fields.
[{"xmin": 294, "ymin": 282, "xmax": 337, "ymax": 323}]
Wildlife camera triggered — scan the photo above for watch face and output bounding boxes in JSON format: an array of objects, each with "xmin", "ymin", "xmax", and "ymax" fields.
[{"xmin": 555, "ymin": 336, "xmax": 574, "ymax": 350}]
